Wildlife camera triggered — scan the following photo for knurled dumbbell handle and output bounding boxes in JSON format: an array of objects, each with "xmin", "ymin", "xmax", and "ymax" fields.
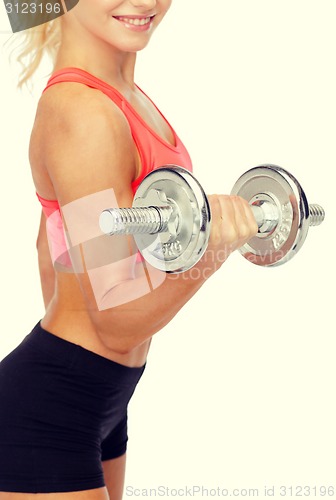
[
  {"xmin": 99, "ymin": 201, "xmax": 325, "ymax": 236},
  {"xmin": 99, "ymin": 206, "xmax": 173, "ymax": 235}
]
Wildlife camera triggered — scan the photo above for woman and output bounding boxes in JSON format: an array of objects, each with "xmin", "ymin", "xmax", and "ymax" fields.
[{"xmin": 0, "ymin": 1, "xmax": 258, "ymax": 498}]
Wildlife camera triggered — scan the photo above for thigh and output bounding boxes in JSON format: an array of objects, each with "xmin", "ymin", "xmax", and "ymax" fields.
[
  {"xmin": 0, "ymin": 328, "xmax": 106, "ymax": 493},
  {"xmin": 0, "ymin": 323, "xmax": 143, "ymax": 495},
  {"xmin": 0, "ymin": 487, "xmax": 110, "ymax": 499},
  {"xmin": 101, "ymin": 417, "xmax": 127, "ymax": 500},
  {"xmin": 102, "ymin": 455, "xmax": 127, "ymax": 500}
]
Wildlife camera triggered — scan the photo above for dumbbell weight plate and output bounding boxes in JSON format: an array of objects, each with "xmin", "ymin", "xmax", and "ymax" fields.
[
  {"xmin": 231, "ymin": 164, "xmax": 310, "ymax": 266},
  {"xmin": 133, "ymin": 165, "xmax": 211, "ymax": 273}
]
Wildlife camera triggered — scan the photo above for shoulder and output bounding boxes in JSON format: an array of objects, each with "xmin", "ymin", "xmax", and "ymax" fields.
[
  {"xmin": 31, "ymin": 82, "xmax": 137, "ymax": 204},
  {"xmin": 36, "ymin": 82, "xmax": 131, "ymax": 140}
]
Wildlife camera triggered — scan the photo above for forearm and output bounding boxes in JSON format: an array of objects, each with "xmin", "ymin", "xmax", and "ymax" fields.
[{"xmin": 94, "ymin": 249, "xmax": 218, "ymax": 353}]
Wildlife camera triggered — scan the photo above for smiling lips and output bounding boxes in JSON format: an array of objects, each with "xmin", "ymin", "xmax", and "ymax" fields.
[{"xmin": 113, "ymin": 15, "xmax": 155, "ymax": 32}]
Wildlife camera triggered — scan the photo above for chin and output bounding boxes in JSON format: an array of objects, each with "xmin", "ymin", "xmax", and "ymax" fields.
[{"xmin": 110, "ymin": 39, "xmax": 151, "ymax": 53}]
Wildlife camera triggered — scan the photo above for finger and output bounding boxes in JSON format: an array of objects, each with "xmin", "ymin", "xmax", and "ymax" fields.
[
  {"xmin": 239, "ymin": 198, "xmax": 259, "ymax": 238},
  {"xmin": 208, "ymin": 194, "xmax": 236, "ymax": 247},
  {"xmin": 207, "ymin": 194, "xmax": 225, "ymax": 246},
  {"xmin": 228, "ymin": 195, "xmax": 252, "ymax": 242},
  {"xmin": 217, "ymin": 195, "xmax": 239, "ymax": 245}
]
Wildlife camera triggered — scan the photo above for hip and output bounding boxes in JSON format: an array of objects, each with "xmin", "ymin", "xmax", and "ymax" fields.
[
  {"xmin": 0, "ymin": 320, "xmax": 146, "ymax": 414},
  {"xmin": 42, "ymin": 302, "xmax": 151, "ymax": 368}
]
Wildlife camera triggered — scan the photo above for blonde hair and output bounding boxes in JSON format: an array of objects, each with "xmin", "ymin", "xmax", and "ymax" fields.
[{"xmin": 13, "ymin": 19, "xmax": 61, "ymax": 88}]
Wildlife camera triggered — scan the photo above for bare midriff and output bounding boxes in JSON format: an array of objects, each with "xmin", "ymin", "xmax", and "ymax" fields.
[{"xmin": 42, "ymin": 272, "xmax": 151, "ymax": 368}]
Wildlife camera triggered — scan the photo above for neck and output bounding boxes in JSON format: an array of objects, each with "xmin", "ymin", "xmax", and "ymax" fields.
[{"xmin": 54, "ymin": 25, "xmax": 137, "ymax": 91}]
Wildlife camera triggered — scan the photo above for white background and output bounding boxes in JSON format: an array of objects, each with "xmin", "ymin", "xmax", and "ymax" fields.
[{"xmin": 1, "ymin": 0, "xmax": 335, "ymax": 497}]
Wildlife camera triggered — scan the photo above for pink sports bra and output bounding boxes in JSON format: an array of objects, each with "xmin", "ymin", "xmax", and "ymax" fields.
[{"xmin": 36, "ymin": 67, "xmax": 193, "ymax": 267}]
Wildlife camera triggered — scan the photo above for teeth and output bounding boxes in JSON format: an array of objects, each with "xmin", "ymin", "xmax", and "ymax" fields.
[{"xmin": 118, "ymin": 17, "xmax": 151, "ymax": 26}]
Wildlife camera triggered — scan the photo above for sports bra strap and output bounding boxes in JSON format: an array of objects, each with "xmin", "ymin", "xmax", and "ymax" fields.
[{"xmin": 43, "ymin": 67, "xmax": 124, "ymax": 108}]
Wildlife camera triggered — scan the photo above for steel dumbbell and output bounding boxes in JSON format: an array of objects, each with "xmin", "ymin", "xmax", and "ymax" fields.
[{"xmin": 99, "ymin": 165, "xmax": 325, "ymax": 273}]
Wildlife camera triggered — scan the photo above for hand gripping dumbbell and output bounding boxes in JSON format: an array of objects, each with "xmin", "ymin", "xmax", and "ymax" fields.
[{"xmin": 99, "ymin": 165, "xmax": 325, "ymax": 273}]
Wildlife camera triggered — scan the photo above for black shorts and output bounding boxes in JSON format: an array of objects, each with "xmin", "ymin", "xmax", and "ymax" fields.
[{"xmin": 0, "ymin": 321, "xmax": 145, "ymax": 493}]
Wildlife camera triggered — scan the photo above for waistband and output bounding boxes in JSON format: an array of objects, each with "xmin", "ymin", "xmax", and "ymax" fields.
[{"xmin": 26, "ymin": 321, "xmax": 146, "ymax": 386}]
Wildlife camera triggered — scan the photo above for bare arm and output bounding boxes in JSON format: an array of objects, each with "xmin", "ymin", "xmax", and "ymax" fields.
[
  {"xmin": 39, "ymin": 84, "xmax": 257, "ymax": 354},
  {"xmin": 36, "ymin": 210, "xmax": 55, "ymax": 309}
]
